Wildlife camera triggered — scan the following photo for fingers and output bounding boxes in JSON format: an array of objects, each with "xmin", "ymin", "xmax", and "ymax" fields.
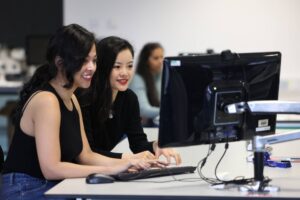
[
  {"xmin": 172, "ymin": 152, "xmax": 182, "ymax": 165},
  {"xmin": 153, "ymin": 160, "xmax": 169, "ymax": 168},
  {"xmin": 165, "ymin": 154, "xmax": 172, "ymax": 164},
  {"xmin": 129, "ymin": 158, "xmax": 153, "ymax": 170},
  {"xmin": 143, "ymin": 151, "xmax": 156, "ymax": 159},
  {"xmin": 135, "ymin": 151, "xmax": 155, "ymax": 160},
  {"xmin": 123, "ymin": 151, "xmax": 155, "ymax": 160},
  {"xmin": 129, "ymin": 158, "xmax": 169, "ymax": 171},
  {"xmin": 155, "ymin": 148, "xmax": 182, "ymax": 165}
]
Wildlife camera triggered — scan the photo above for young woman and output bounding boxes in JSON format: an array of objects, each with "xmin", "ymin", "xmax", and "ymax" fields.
[
  {"xmin": 0, "ymin": 25, "xmax": 160, "ymax": 200},
  {"xmin": 129, "ymin": 43, "xmax": 164, "ymax": 126},
  {"xmin": 77, "ymin": 36, "xmax": 181, "ymax": 163}
]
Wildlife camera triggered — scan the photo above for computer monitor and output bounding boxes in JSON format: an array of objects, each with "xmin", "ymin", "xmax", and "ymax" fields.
[
  {"xmin": 158, "ymin": 51, "xmax": 281, "ymax": 148},
  {"xmin": 25, "ymin": 35, "xmax": 50, "ymax": 65}
]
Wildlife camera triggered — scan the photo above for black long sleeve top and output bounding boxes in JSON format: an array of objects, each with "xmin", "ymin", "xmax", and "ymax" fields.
[{"xmin": 78, "ymin": 89, "xmax": 154, "ymax": 158}]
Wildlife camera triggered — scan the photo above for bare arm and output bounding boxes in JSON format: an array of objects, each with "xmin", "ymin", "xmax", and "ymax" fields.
[{"xmin": 32, "ymin": 92, "xmax": 136, "ymax": 180}]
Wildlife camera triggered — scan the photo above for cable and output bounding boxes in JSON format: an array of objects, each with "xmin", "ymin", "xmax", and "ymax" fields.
[
  {"xmin": 196, "ymin": 138, "xmax": 256, "ymax": 188},
  {"xmin": 196, "ymin": 143, "xmax": 220, "ymax": 185},
  {"xmin": 214, "ymin": 137, "xmax": 229, "ymax": 181}
]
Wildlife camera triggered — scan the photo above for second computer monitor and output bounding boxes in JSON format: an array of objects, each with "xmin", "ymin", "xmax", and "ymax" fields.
[{"xmin": 158, "ymin": 51, "xmax": 281, "ymax": 147}]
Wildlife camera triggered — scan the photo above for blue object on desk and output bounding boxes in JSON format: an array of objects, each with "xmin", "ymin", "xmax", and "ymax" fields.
[
  {"xmin": 264, "ymin": 152, "xmax": 292, "ymax": 168},
  {"xmin": 266, "ymin": 160, "xmax": 292, "ymax": 168}
]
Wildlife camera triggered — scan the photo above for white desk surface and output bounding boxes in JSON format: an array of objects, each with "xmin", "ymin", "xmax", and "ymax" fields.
[{"xmin": 45, "ymin": 128, "xmax": 300, "ymax": 199}]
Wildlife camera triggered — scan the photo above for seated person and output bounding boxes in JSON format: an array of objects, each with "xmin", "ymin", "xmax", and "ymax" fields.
[
  {"xmin": 129, "ymin": 42, "xmax": 164, "ymax": 126},
  {"xmin": 1, "ymin": 25, "xmax": 161, "ymax": 200},
  {"xmin": 77, "ymin": 37, "xmax": 181, "ymax": 163}
]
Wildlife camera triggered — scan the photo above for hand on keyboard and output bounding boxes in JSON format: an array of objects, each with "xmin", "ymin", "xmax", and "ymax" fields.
[
  {"xmin": 128, "ymin": 158, "xmax": 168, "ymax": 172},
  {"xmin": 125, "ymin": 157, "xmax": 169, "ymax": 173},
  {"xmin": 122, "ymin": 151, "xmax": 156, "ymax": 160},
  {"xmin": 153, "ymin": 141, "xmax": 182, "ymax": 165}
]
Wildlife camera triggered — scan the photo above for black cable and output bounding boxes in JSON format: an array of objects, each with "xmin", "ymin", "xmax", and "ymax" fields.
[
  {"xmin": 196, "ymin": 143, "xmax": 221, "ymax": 185},
  {"xmin": 196, "ymin": 137, "xmax": 255, "ymax": 187},
  {"xmin": 214, "ymin": 137, "xmax": 229, "ymax": 181}
]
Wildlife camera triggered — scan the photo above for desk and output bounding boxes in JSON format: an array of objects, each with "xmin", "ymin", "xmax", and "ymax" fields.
[{"xmin": 45, "ymin": 128, "xmax": 300, "ymax": 199}]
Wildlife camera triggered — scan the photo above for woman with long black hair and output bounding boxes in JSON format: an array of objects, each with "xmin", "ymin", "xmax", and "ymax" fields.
[
  {"xmin": 77, "ymin": 36, "xmax": 181, "ymax": 163},
  {"xmin": 1, "ymin": 25, "xmax": 159, "ymax": 200}
]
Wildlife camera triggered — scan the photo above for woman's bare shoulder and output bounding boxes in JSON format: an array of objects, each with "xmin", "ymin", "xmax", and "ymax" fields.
[{"xmin": 27, "ymin": 91, "xmax": 60, "ymax": 111}]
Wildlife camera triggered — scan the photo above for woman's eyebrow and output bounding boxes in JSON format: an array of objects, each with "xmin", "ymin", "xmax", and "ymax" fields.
[{"xmin": 114, "ymin": 60, "xmax": 133, "ymax": 65}]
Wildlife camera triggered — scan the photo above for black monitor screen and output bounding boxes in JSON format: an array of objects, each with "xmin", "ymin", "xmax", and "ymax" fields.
[
  {"xmin": 26, "ymin": 35, "xmax": 50, "ymax": 65},
  {"xmin": 158, "ymin": 51, "xmax": 281, "ymax": 147}
]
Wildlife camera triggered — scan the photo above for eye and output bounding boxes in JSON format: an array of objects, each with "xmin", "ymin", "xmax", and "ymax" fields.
[
  {"xmin": 128, "ymin": 64, "xmax": 133, "ymax": 68},
  {"xmin": 113, "ymin": 65, "xmax": 121, "ymax": 69},
  {"xmin": 83, "ymin": 59, "xmax": 89, "ymax": 64}
]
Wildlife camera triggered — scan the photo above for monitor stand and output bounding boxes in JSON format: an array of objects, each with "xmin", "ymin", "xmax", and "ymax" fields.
[{"xmin": 239, "ymin": 151, "xmax": 279, "ymax": 192}]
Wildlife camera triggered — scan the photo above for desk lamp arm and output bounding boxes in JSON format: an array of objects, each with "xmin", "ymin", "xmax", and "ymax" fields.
[
  {"xmin": 253, "ymin": 130, "xmax": 300, "ymax": 151},
  {"xmin": 225, "ymin": 100, "xmax": 300, "ymax": 115},
  {"xmin": 225, "ymin": 100, "xmax": 300, "ymax": 150},
  {"xmin": 225, "ymin": 100, "xmax": 300, "ymax": 190}
]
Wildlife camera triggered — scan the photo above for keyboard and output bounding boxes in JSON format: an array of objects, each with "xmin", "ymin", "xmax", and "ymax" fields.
[{"xmin": 112, "ymin": 166, "xmax": 196, "ymax": 181}]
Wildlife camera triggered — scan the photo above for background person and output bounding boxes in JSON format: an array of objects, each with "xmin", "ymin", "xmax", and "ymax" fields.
[{"xmin": 129, "ymin": 42, "xmax": 164, "ymax": 126}]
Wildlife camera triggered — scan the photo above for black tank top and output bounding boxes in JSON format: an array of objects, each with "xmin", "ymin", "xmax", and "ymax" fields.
[{"xmin": 3, "ymin": 83, "xmax": 83, "ymax": 179}]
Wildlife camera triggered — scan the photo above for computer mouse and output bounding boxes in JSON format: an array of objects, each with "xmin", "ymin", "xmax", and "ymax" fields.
[{"xmin": 86, "ymin": 173, "xmax": 115, "ymax": 184}]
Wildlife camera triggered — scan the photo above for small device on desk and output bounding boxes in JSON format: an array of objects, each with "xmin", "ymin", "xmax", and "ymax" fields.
[{"xmin": 86, "ymin": 173, "xmax": 115, "ymax": 184}]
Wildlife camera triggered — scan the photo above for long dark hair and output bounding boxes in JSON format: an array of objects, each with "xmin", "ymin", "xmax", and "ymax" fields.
[
  {"xmin": 14, "ymin": 24, "xmax": 95, "ymax": 122},
  {"xmin": 90, "ymin": 36, "xmax": 134, "ymax": 127},
  {"xmin": 136, "ymin": 42, "xmax": 162, "ymax": 107}
]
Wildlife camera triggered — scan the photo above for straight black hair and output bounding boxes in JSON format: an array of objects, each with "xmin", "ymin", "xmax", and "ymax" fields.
[{"xmin": 90, "ymin": 36, "xmax": 134, "ymax": 129}]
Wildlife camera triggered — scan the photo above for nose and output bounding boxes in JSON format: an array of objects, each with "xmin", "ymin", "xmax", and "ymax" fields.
[
  {"xmin": 159, "ymin": 57, "xmax": 164, "ymax": 65},
  {"xmin": 120, "ymin": 66, "xmax": 129, "ymax": 77},
  {"xmin": 87, "ymin": 60, "xmax": 97, "ymax": 71}
]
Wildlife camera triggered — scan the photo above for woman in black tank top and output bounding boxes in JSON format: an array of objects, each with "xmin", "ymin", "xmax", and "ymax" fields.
[{"xmin": 1, "ymin": 24, "xmax": 164, "ymax": 200}]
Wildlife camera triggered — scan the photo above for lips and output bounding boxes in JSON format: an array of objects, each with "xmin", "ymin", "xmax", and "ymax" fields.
[
  {"xmin": 117, "ymin": 79, "xmax": 128, "ymax": 85},
  {"xmin": 82, "ymin": 73, "xmax": 93, "ymax": 81}
]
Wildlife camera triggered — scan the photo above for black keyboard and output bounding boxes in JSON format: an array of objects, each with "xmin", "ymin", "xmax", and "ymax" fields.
[{"xmin": 112, "ymin": 166, "xmax": 196, "ymax": 181}]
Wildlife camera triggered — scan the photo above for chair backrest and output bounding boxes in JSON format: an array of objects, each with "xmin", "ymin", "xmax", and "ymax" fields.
[{"xmin": 0, "ymin": 145, "xmax": 4, "ymax": 172}]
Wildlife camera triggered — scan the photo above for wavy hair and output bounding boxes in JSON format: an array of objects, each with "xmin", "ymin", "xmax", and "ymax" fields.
[{"xmin": 14, "ymin": 24, "xmax": 95, "ymax": 122}]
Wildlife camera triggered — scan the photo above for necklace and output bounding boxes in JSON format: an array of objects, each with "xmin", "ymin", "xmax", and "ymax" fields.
[{"xmin": 109, "ymin": 109, "xmax": 114, "ymax": 119}]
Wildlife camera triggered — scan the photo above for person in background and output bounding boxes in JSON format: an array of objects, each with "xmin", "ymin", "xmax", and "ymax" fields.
[
  {"xmin": 77, "ymin": 36, "xmax": 181, "ymax": 163},
  {"xmin": 0, "ymin": 25, "xmax": 161, "ymax": 200},
  {"xmin": 129, "ymin": 42, "xmax": 164, "ymax": 126}
]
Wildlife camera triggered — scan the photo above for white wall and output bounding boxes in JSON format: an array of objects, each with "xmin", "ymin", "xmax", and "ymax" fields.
[{"xmin": 64, "ymin": 0, "xmax": 300, "ymax": 84}]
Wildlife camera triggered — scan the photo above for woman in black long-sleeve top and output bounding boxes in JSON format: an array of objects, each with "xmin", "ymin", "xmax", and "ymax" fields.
[{"xmin": 77, "ymin": 36, "xmax": 181, "ymax": 163}]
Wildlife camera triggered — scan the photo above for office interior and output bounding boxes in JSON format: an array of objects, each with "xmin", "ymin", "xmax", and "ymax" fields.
[{"xmin": 1, "ymin": 0, "xmax": 300, "ymax": 192}]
